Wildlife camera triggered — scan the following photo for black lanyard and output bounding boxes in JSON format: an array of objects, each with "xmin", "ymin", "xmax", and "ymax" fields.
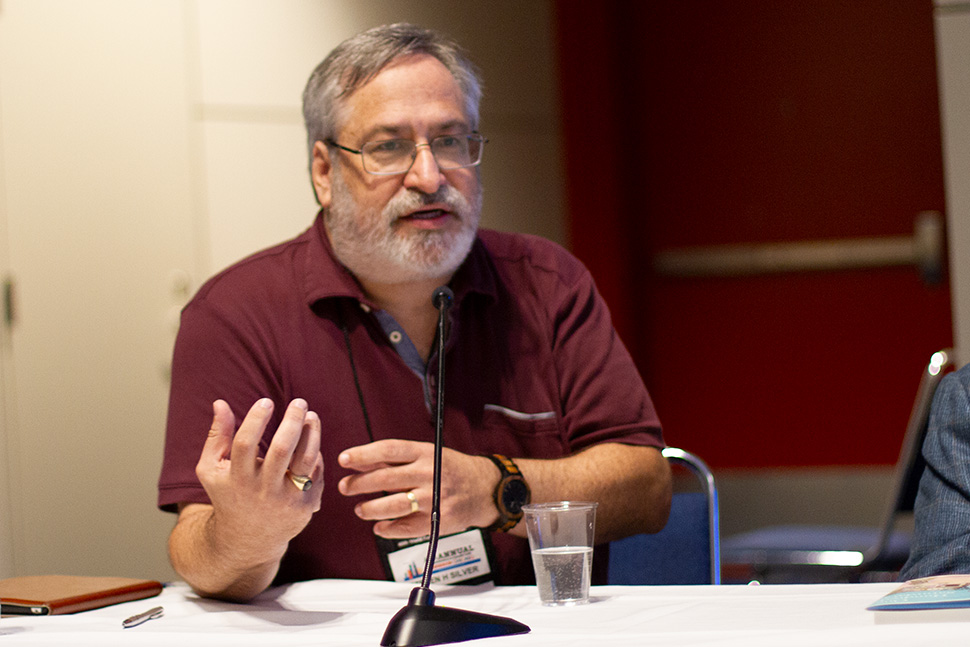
[{"xmin": 339, "ymin": 303, "xmax": 376, "ymax": 444}]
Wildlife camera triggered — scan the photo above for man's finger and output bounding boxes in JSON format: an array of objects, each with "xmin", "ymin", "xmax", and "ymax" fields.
[
  {"xmin": 338, "ymin": 466, "xmax": 422, "ymax": 497},
  {"xmin": 228, "ymin": 398, "xmax": 275, "ymax": 481},
  {"xmin": 338, "ymin": 439, "xmax": 423, "ymax": 472},
  {"xmin": 261, "ymin": 399, "xmax": 310, "ymax": 477},
  {"xmin": 372, "ymin": 516, "xmax": 429, "ymax": 539},
  {"xmin": 353, "ymin": 490, "xmax": 422, "ymax": 521},
  {"xmin": 290, "ymin": 410, "xmax": 322, "ymax": 477},
  {"xmin": 198, "ymin": 399, "xmax": 236, "ymax": 470}
]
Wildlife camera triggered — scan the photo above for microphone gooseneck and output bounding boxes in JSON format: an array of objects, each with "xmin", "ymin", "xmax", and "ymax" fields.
[
  {"xmin": 419, "ymin": 285, "xmax": 453, "ymax": 592},
  {"xmin": 380, "ymin": 285, "xmax": 529, "ymax": 647}
]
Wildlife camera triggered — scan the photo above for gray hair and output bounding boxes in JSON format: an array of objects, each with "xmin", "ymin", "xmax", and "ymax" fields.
[{"xmin": 302, "ymin": 23, "xmax": 483, "ymax": 159}]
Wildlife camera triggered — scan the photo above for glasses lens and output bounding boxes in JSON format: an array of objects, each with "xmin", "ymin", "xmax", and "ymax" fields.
[
  {"xmin": 361, "ymin": 139, "xmax": 416, "ymax": 174},
  {"xmin": 432, "ymin": 135, "xmax": 483, "ymax": 169}
]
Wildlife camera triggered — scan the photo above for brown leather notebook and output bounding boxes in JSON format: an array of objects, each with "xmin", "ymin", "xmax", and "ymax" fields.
[{"xmin": 0, "ymin": 575, "xmax": 162, "ymax": 615}]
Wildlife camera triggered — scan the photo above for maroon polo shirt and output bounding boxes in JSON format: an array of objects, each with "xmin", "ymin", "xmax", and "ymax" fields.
[{"xmin": 158, "ymin": 212, "xmax": 663, "ymax": 585}]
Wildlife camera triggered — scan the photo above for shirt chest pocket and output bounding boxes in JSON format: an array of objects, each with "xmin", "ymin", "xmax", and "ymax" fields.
[{"xmin": 480, "ymin": 404, "xmax": 565, "ymax": 458}]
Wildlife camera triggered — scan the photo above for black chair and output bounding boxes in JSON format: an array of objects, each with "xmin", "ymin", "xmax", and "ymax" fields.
[
  {"xmin": 608, "ymin": 447, "xmax": 721, "ymax": 585},
  {"xmin": 721, "ymin": 349, "xmax": 957, "ymax": 583}
]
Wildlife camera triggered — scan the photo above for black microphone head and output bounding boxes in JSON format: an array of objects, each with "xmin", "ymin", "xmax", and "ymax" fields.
[{"xmin": 431, "ymin": 286, "xmax": 454, "ymax": 310}]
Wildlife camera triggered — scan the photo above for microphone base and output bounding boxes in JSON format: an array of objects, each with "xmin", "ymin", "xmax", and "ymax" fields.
[{"xmin": 381, "ymin": 587, "xmax": 530, "ymax": 647}]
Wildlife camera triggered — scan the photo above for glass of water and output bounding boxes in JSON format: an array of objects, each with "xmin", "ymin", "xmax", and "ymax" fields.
[{"xmin": 522, "ymin": 501, "xmax": 598, "ymax": 606}]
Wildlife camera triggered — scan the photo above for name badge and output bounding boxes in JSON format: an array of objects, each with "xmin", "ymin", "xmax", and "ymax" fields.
[{"xmin": 377, "ymin": 529, "xmax": 495, "ymax": 585}]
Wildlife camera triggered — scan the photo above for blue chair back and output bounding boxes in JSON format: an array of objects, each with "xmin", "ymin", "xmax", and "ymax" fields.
[{"xmin": 608, "ymin": 447, "xmax": 720, "ymax": 585}]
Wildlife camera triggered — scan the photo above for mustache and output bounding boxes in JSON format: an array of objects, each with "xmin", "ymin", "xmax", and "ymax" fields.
[{"xmin": 384, "ymin": 186, "xmax": 470, "ymax": 220}]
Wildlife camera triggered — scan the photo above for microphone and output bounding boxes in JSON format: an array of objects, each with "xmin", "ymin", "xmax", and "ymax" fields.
[
  {"xmin": 381, "ymin": 286, "xmax": 529, "ymax": 647},
  {"xmin": 431, "ymin": 285, "xmax": 453, "ymax": 310}
]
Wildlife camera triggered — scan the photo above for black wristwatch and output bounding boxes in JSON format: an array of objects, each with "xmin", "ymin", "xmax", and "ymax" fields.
[{"xmin": 485, "ymin": 454, "xmax": 531, "ymax": 532}]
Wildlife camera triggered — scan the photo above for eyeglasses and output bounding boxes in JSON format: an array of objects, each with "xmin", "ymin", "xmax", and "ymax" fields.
[{"xmin": 325, "ymin": 133, "xmax": 487, "ymax": 175}]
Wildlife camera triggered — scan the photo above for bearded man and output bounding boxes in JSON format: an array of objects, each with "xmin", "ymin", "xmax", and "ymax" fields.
[{"xmin": 158, "ymin": 23, "xmax": 671, "ymax": 602}]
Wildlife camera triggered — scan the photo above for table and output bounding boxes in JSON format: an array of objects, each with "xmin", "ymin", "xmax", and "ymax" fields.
[{"xmin": 2, "ymin": 579, "xmax": 968, "ymax": 646}]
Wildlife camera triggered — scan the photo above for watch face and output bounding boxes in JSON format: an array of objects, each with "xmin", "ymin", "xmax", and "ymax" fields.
[{"xmin": 502, "ymin": 478, "xmax": 530, "ymax": 515}]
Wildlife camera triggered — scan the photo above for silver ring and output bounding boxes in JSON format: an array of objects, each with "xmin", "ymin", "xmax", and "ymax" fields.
[
  {"xmin": 406, "ymin": 490, "xmax": 419, "ymax": 514},
  {"xmin": 287, "ymin": 470, "xmax": 312, "ymax": 492}
]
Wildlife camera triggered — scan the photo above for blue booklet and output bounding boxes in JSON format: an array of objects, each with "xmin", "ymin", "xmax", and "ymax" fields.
[{"xmin": 868, "ymin": 575, "xmax": 970, "ymax": 611}]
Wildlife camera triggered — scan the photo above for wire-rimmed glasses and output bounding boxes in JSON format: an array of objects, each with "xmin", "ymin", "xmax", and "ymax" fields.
[{"xmin": 325, "ymin": 133, "xmax": 486, "ymax": 175}]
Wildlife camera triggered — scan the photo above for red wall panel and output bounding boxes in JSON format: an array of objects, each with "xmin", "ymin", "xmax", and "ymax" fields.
[{"xmin": 555, "ymin": 0, "xmax": 952, "ymax": 468}]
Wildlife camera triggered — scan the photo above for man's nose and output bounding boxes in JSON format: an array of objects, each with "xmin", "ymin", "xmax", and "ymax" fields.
[{"xmin": 403, "ymin": 143, "xmax": 443, "ymax": 194}]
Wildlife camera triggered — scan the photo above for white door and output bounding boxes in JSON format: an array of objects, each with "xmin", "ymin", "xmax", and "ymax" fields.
[{"xmin": 0, "ymin": 0, "xmax": 198, "ymax": 579}]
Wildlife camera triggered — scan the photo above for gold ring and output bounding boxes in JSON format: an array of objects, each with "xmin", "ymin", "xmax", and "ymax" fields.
[
  {"xmin": 287, "ymin": 470, "xmax": 312, "ymax": 492},
  {"xmin": 406, "ymin": 490, "xmax": 419, "ymax": 514}
]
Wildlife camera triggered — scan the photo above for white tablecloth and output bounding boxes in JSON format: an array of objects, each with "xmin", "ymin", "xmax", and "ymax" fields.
[{"xmin": 2, "ymin": 579, "xmax": 969, "ymax": 646}]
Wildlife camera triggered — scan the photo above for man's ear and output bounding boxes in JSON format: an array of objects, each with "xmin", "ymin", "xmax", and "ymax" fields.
[{"xmin": 311, "ymin": 141, "xmax": 333, "ymax": 207}]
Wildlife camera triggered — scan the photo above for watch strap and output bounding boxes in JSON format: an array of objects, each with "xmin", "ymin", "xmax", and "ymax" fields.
[{"xmin": 485, "ymin": 454, "xmax": 529, "ymax": 532}]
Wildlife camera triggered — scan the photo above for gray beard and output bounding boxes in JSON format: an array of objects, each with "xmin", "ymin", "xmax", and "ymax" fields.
[{"xmin": 324, "ymin": 165, "xmax": 482, "ymax": 285}]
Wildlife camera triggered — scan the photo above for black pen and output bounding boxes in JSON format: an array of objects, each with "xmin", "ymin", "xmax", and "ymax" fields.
[{"xmin": 122, "ymin": 605, "xmax": 164, "ymax": 629}]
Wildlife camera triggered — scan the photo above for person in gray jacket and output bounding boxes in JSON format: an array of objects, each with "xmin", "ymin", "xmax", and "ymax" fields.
[{"xmin": 901, "ymin": 362, "xmax": 970, "ymax": 579}]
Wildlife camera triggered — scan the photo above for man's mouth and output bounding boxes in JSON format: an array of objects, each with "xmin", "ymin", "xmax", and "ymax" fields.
[
  {"xmin": 405, "ymin": 208, "xmax": 449, "ymax": 220},
  {"xmin": 396, "ymin": 207, "xmax": 458, "ymax": 230}
]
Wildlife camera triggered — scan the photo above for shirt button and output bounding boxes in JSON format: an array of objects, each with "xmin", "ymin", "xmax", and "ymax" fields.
[{"xmin": 389, "ymin": 331, "xmax": 402, "ymax": 344}]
